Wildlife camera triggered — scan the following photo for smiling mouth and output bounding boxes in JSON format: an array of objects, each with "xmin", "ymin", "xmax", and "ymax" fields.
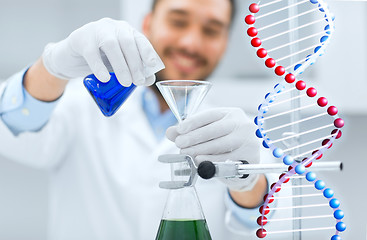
[{"xmin": 169, "ymin": 50, "xmax": 205, "ymax": 74}]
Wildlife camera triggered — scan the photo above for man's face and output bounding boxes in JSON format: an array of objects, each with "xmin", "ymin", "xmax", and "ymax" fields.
[{"xmin": 143, "ymin": 0, "xmax": 231, "ymax": 81}]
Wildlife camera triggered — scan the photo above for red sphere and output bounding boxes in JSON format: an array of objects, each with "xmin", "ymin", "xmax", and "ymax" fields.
[
  {"xmin": 331, "ymin": 129, "xmax": 342, "ymax": 139},
  {"xmin": 305, "ymin": 161, "xmax": 313, "ymax": 168},
  {"xmin": 296, "ymin": 80, "xmax": 306, "ymax": 90},
  {"xmin": 245, "ymin": 15, "xmax": 256, "ymax": 25},
  {"xmin": 312, "ymin": 150, "xmax": 323, "ymax": 160},
  {"xmin": 275, "ymin": 66, "xmax": 285, "ymax": 76},
  {"xmin": 317, "ymin": 97, "xmax": 328, "ymax": 107},
  {"xmin": 334, "ymin": 118, "xmax": 344, "ymax": 128},
  {"xmin": 257, "ymin": 48, "xmax": 267, "ymax": 58},
  {"xmin": 327, "ymin": 106, "xmax": 338, "ymax": 116},
  {"xmin": 249, "ymin": 3, "xmax": 260, "ymax": 13},
  {"xmin": 271, "ymin": 183, "xmax": 281, "ymax": 192},
  {"xmin": 251, "ymin": 37, "xmax": 262, "ymax": 47},
  {"xmin": 284, "ymin": 73, "xmax": 295, "ymax": 83},
  {"xmin": 257, "ymin": 216, "xmax": 268, "ymax": 226},
  {"xmin": 263, "ymin": 194, "xmax": 274, "ymax": 204},
  {"xmin": 279, "ymin": 173, "xmax": 290, "ymax": 183},
  {"xmin": 265, "ymin": 58, "xmax": 276, "ymax": 68},
  {"xmin": 259, "ymin": 205, "xmax": 270, "ymax": 215},
  {"xmin": 256, "ymin": 228, "xmax": 267, "ymax": 238},
  {"xmin": 322, "ymin": 139, "xmax": 333, "ymax": 149},
  {"xmin": 306, "ymin": 87, "xmax": 317, "ymax": 97},
  {"xmin": 288, "ymin": 166, "xmax": 293, "ymax": 171},
  {"xmin": 247, "ymin": 27, "xmax": 258, "ymax": 37},
  {"xmin": 302, "ymin": 158, "xmax": 312, "ymax": 168}
]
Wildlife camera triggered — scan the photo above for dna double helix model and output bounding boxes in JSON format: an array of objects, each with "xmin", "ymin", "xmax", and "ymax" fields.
[{"xmin": 244, "ymin": 0, "xmax": 346, "ymax": 239}]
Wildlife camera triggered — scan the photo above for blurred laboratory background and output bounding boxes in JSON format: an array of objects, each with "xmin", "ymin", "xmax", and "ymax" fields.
[{"xmin": 0, "ymin": 0, "xmax": 366, "ymax": 239}]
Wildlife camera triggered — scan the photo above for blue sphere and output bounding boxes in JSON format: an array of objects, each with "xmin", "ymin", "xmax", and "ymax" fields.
[
  {"xmin": 331, "ymin": 235, "xmax": 341, "ymax": 240},
  {"xmin": 262, "ymin": 140, "xmax": 269, "ymax": 148},
  {"xmin": 315, "ymin": 180, "xmax": 325, "ymax": 190},
  {"xmin": 314, "ymin": 46, "xmax": 321, "ymax": 53},
  {"xmin": 323, "ymin": 188, "xmax": 334, "ymax": 198},
  {"xmin": 310, "ymin": 0, "xmax": 318, "ymax": 3},
  {"xmin": 334, "ymin": 210, "xmax": 344, "ymax": 220},
  {"xmin": 294, "ymin": 64, "xmax": 302, "ymax": 71},
  {"xmin": 273, "ymin": 148, "xmax": 284, "ymax": 158},
  {"xmin": 283, "ymin": 155, "xmax": 294, "ymax": 165},
  {"xmin": 306, "ymin": 172, "xmax": 316, "ymax": 182},
  {"xmin": 325, "ymin": 25, "xmax": 330, "ymax": 34},
  {"xmin": 295, "ymin": 165, "xmax": 306, "ymax": 174},
  {"xmin": 256, "ymin": 129, "xmax": 262, "ymax": 138},
  {"xmin": 336, "ymin": 222, "xmax": 346, "ymax": 232},
  {"xmin": 320, "ymin": 35, "xmax": 329, "ymax": 43},
  {"xmin": 274, "ymin": 83, "xmax": 284, "ymax": 93},
  {"xmin": 254, "ymin": 116, "xmax": 258, "ymax": 125},
  {"xmin": 329, "ymin": 198, "xmax": 340, "ymax": 208}
]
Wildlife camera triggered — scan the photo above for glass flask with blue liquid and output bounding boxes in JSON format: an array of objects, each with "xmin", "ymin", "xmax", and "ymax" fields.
[{"xmin": 83, "ymin": 73, "xmax": 136, "ymax": 117}]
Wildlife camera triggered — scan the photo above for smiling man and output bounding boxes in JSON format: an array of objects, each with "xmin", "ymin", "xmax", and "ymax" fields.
[
  {"xmin": 0, "ymin": 0, "xmax": 269, "ymax": 239},
  {"xmin": 145, "ymin": 0, "xmax": 230, "ymax": 81}
]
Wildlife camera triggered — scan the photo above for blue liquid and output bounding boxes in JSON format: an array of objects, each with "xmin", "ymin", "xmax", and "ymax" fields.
[{"xmin": 83, "ymin": 73, "xmax": 136, "ymax": 117}]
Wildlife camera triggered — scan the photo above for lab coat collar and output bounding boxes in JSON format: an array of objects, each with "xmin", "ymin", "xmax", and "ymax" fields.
[
  {"xmin": 117, "ymin": 87, "xmax": 176, "ymax": 153},
  {"xmin": 141, "ymin": 87, "xmax": 177, "ymax": 141}
]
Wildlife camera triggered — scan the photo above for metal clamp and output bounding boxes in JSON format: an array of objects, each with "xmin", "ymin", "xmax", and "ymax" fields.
[{"xmin": 158, "ymin": 154, "xmax": 343, "ymax": 189}]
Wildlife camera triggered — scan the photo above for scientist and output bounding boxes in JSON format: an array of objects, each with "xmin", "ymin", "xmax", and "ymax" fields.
[{"xmin": 0, "ymin": 0, "xmax": 269, "ymax": 239}]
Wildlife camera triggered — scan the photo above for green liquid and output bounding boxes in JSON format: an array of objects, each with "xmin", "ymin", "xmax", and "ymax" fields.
[{"xmin": 155, "ymin": 219, "xmax": 212, "ymax": 240}]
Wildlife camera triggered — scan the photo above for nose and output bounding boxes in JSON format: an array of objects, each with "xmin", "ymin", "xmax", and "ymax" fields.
[{"xmin": 177, "ymin": 26, "xmax": 203, "ymax": 54}]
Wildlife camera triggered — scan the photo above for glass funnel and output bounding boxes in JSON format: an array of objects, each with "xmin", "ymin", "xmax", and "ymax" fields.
[
  {"xmin": 156, "ymin": 80, "xmax": 212, "ymax": 122},
  {"xmin": 155, "ymin": 80, "xmax": 212, "ymax": 240}
]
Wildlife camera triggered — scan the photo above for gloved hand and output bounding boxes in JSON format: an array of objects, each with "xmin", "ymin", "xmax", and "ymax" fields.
[
  {"xmin": 166, "ymin": 107, "xmax": 261, "ymax": 192},
  {"xmin": 42, "ymin": 18, "xmax": 164, "ymax": 86}
]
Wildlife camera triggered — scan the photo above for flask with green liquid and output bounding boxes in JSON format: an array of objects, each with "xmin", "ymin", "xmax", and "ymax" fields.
[{"xmin": 155, "ymin": 164, "xmax": 212, "ymax": 240}]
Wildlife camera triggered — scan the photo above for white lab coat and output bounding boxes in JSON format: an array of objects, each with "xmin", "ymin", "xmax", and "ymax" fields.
[{"xmin": 0, "ymin": 79, "xmax": 260, "ymax": 240}]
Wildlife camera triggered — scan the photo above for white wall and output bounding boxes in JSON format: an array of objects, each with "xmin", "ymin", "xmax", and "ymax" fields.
[
  {"xmin": 0, "ymin": 0, "xmax": 365, "ymax": 239},
  {"xmin": 0, "ymin": 0, "xmax": 121, "ymax": 80}
]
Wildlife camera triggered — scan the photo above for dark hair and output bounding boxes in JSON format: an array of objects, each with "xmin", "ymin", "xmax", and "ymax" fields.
[{"xmin": 151, "ymin": 0, "xmax": 236, "ymax": 23}]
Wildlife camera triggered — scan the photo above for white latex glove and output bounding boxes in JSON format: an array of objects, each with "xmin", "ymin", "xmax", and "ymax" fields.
[
  {"xmin": 166, "ymin": 107, "xmax": 261, "ymax": 192},
  {"xmin": 42, "ymin": 18, "xmax": 164, "ymax": 86}
]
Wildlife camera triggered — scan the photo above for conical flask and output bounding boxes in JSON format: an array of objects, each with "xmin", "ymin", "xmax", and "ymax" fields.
[
  {"xmin": 83, "ymin": 73, "xmax": 136, "ymax": 117},
  {"xmin": 155, "ymin": 80, "xmax": 212, "ymax": 240},
  {"xmin": 155, "ymin": 164, "xmax": 212, "ymax": 240}
]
